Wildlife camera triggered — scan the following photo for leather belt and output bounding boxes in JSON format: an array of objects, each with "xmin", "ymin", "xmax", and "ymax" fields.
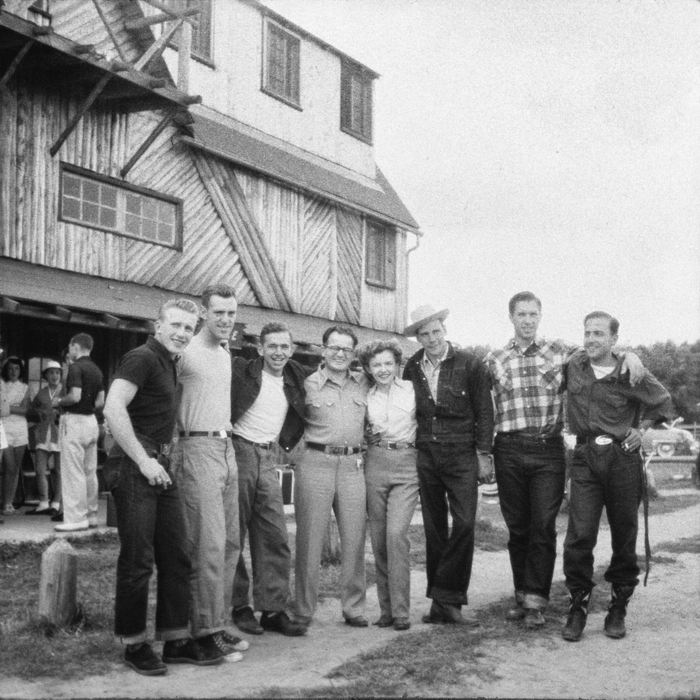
[
  {"xmin": 576, "ymin": 434, "xmax": 621, "ymax": 447},
  {"xmin": 179, "ymin": 430, "xmax": 232, "ymax": 439},
  {"xmin": 375, "ymin": 440, "xmax": 415, "ymax": 450},
  {"xmin": 232, "ymin": 434, "xmax": 275, "ymax": 450},
  {"xmin": 496, "ymin": 431, "xmax": 561, "ymax": 444},
  {"xmin": 306, "ymin": 442, "xmax": 361, "ymax": 456}
]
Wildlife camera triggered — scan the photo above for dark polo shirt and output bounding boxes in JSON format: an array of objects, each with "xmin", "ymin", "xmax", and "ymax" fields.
[
  {"xmin": 64, "ymin": 356, "xmax": 103, "ymax": 415},
  {"xmin": 112, "ymin": 336, "xmax": 178, "ymax": 444}
]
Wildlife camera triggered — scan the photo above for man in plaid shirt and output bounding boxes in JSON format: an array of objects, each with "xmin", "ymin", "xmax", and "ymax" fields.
[{"xmin": 484, "ymin": 291, "xmax": 642, "ymax": 628}]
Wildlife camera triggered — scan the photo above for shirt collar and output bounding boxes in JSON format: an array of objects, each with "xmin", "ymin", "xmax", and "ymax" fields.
[
  {"xmin": 316, "ymin": 365, "xmax": 363, "ymax": 388},
  {"xmin": 421, "ymin": 342, "xmax": 451, "ymax": 368},
  {"xmin": 578, "ymin": 351, "xmax": 624, "ymax": 379},
  {"xmin": 506, "ymin": 336, "xmax": 546, "ymax": 353},
  {"xmin": 368, "ymin": 376, "xmax": 405, "ymax": 396},
  {"xmin": 147, "ymin": 335, "xmax": 177, "ymax": 363}
]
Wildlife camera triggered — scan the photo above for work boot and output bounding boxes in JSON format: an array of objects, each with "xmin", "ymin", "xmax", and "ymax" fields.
[
  {"xmin": 604, "ymin": 584, "xmax": 634, "ymax": 639},
  {"xmin": 562, "ymin": 590, "xmax": 590, "ymax": 642}
]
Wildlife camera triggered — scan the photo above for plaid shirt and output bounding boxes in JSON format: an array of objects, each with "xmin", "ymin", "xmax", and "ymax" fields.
[{"xmin": 484, "ymin": 337, "xmax": 576, "ymax": 435}]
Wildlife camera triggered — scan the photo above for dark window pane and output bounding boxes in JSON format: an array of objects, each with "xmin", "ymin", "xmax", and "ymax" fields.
[
  {"xmin": 62, "ymin": 196, "xmax": 80, "ymax": 220},
  {"xmin": 125, "ymin": 213, "xmax": 141, "ymax": 235},
  {"xmin": 125, "ymin": 193, "xmax": 141, "ymax": 214},
  {"xmin": 83, "ymin": 180, "xmax": 99, "ymax": 203},
  {"xmin": 63, "ymin": 174, "xmax": 81, "ymax": 198},
  {"xmin": 100, "ymin": 184, "xmax": 117, "ymax": 207},
  {"xmin": 82, "ymin": 202, "xmax": 99, "ymax": 224},
  {"xmin": 100, "ymin": 207, "xmax": 117, "ymax": 228}
]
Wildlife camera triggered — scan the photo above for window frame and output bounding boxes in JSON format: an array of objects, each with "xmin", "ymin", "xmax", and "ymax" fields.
[
  {"xmin": 365, "ymin": 220, "xmax": 396, "ymax": 290},
  {"xmin": 340, "ymin": 61, "xmax": 373, "ymax": 144},
  {"xmin": 261, "ymin": 17, "xmax": 302, "ymax": 110},
  {"xmin": 58, "ymin": 164, "xmax": 184, "ymax": 251}
]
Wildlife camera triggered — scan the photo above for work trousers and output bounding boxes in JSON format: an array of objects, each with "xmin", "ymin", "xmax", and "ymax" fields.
[
  {"xmin": 416, "ymin": 442, "xmax": 478, "ymax": 606},
  {"xmin": 171, "ymin": 437, "xmax": 239, "ymax": 638},
  {"xmin": 60, "ymin": 413, "xmax": 98, "ymax": 524},
  {"xmin": 1, "ymin": 444, "xmax": 25, "ymax": 508},
  {"xmin": 293, "ymin": 449, "xmax": 367, "ymax": 623},
  {"xmin": 231, "ymin": 437, "xmax": 291, "ymax": 613},
  {"xmin": 494, "ymin": 433, "xmax": 566, "ymax": 609},
  {"xmin": 105, "ymin": 444, "xmax": 191, "ymax": 643},
  {"xmin": 365, "ymin": 445, "xmax": 419, "ymax": 620},
  {"xmin": 563, "ymin": 442, "xmax": 643, "ymax": 592},
  {"xmin": 35, "ymin": 449, "xmax": 61, "ymax": 506}
]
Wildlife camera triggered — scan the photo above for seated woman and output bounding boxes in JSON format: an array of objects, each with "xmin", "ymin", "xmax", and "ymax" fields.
[{"xmin": 358, "ymin": 339, "xmax": 419, "ymax": 631}]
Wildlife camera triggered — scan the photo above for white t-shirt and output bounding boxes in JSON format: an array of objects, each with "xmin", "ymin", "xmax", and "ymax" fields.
[
  {"xmin": 590, "ymin": 363, "xmax": 615, "ymax": 380},
  {"xmin": 233, "ymin": 371, "xmax": 288, "ymax": 443},
  {"xmin": 176, "ymin": 334, "xmax": 232, "ymax": 432}
]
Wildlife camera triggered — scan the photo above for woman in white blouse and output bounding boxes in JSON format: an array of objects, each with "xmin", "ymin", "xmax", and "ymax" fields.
[
  {"xmin": 1, "ymin": 357, "xmax": 30, "ymax": 514},
  {"xmin": 358, "ymin": 339, "xmax": 419, "ymax": 631}
]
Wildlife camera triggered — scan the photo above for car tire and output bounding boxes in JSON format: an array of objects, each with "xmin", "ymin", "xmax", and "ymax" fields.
[{"xmin": 655, "ymin": 442, "xmax": 676, "ymax": 458}]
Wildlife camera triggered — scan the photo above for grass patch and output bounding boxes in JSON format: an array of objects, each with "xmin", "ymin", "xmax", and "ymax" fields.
[{"xmin": 654, "ymin": 536, "xmax": 700, "ymax": 555}]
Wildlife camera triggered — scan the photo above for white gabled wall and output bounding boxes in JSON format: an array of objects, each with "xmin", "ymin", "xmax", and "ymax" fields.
[{"xmin": 157, "ymin": 0, "xmax": 376, "ymax": 179}]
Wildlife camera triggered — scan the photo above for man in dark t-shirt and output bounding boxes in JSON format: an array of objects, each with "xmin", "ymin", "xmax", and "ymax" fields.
[
  {"xmin": 53, "ymin": 333, "xmax": 104, "ymax": 531},
  {"xmin": 103, "ymin": 298, "xmax": 223, "ymax": 676}
]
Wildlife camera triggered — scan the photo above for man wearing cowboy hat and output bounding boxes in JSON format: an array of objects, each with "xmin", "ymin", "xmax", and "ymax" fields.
[{"xmin": 403, "ymin": 305, "xmax": 494, "ymax": 626}]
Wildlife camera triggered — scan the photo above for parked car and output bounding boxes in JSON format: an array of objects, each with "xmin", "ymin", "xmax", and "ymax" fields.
[{"xmin": 641, "ymin": 419, "xmax": 700, "ymax": 457}]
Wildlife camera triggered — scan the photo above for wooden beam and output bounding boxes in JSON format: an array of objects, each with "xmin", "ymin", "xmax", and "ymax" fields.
[
  {"xmin": 73, "ymin": 44, "xmax": 95, "ymax": 55},
  {"xmin": 54, "ymin": 306, "xmax": 72, "ymax": 321},
  {"xmin": 1, "ymin": 297, "xmax": 21, "ymax": 313},
  {"xmin": 177, "ymin": 19, "xmax": 192, "ymax": 93},
  {"xmin": 0, "ymin": 39, "xmax": 33, "ymax": 89},
  {"xmin": 124, "ymin": 7, "xmax": 199, "ymax": 31},
  {"xmin": 140, "ymin": 0, "xmax": 200, "ymax": 24},
  {"xmin": 50, "ymin": 72, "xmax": 112, "ymax": 157},
  {"xmin": 120, "ymin": 106, "xmax": 179, "ymax": 178},
  {"xmin": 90, "ymin": 0, "xmax": 127, "ymax": 62},
  {"xmin": 134, "ymin": 16, "xmax": 184, "ymax": 71},
  {"xmin": 32, "ymin": 25, "xmax": 52, "ymax": 36},
  {"xmin": 101, "ymin": 313, "xmax": 120, "ymax": 328}
]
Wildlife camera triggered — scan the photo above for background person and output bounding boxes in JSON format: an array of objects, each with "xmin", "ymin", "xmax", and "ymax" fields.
[
  {"xmin": 358, "ymin": 339, "xmax": 419, "ymax": 632},
  {"xmin": 27, "ymin": 360, "xmax": 63, "ymax": 515},
  {"xmin": 53, "ymin": 334, "xmax": 104, "ymax": 532},
  {"xmin": 1, "ymin": 356, "xmax": 30, "ymax": 514},
  {"xmin": 230, "ymin": 322, "xmax": 307, "ymax": 637},
  {"xmin": 561, "ymin": 311, "xmax": 672, "ymax": 643},
  {"xmin": 403, "ymin": 305, "xmax": 494, "ymax": 626}
]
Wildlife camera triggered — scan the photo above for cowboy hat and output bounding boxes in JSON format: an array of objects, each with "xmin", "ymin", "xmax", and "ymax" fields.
[{"xmin": 404, "ymin": 305, "xmax": 449, "ymax": 337}]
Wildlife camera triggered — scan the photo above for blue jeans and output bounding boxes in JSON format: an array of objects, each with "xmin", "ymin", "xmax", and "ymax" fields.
[
  {"xmin": 231, "ymin": 437, "xmax": 291, "ymax": 613},
  {"xmin": 416, "ymin": 442, "xmax": 478, "ymax": 606},
  {"xmin": 494, "ymin": 433, "xmax": 566, "ymax": 609},
  {"xmin": 104, "ymin": 443, "xmax": 191, "ymax": 643},
  {"xmin": 563, "ymin": 442, "xmax": 642, "ymax": 592}
]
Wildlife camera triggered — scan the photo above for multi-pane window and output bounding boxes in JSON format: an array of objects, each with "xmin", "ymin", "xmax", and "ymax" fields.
[
  {"xmin": 341, "ymin": 62, "xmax": 373, "ymax": 143},
  {"xmin": 365, "ymin": 221, "xmax": 396, "ymax": 289},
  {"xmin": 263, "ymin": 20, "xmax": 300, "ymax": 107},
  {"xmin": 60, "ymin": 166, "xmax": 182, "ymax": 249},
  {"xmin": 166, "ymin": 0, "xmax": 213, "ymax": 61}
]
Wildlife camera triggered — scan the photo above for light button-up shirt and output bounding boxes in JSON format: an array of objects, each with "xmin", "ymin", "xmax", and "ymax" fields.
[{"xmin": 367, "ymin": 378, "xmax": 417, "ymax": 444}]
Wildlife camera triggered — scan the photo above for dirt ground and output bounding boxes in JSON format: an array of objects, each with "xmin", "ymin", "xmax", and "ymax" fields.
[{"xmin": 0, "ymin": 494, "xmax": 698, "ymax": 699}]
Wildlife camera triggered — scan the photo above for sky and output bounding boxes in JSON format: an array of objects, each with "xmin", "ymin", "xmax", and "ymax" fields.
[{"xmin": 266, "ymin": 0, "xmax": 700, "ymax": 348}]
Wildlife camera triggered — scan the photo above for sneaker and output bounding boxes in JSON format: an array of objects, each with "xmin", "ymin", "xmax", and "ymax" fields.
[
  {"xmin": 124, "ymin": 643, "xmax": 167, "ymax": 676},
  {"xmin": 216, "ymin": 630, "xmax": 249, "ymax": 652},
  {"xmin": 2, "ymin": 505, "xmax": 16, "ymax": 516},
  {"xmin": 393, "ymin": 617, "xmax": 411, "ymax": 631},
  {"xmin": 261, "ymin": 611, "xmax": 307, "ymax": 637},
  {"xmin": 206, "ymin": 632, "xmax": 244, "ymax": 660},
  {"xmin": 505, "ymin": 605, "xmax": 527, "ymax": 621},
  {"xmin": 524, "ymin": 609, "xmax": 546, "ymax": 628},
  {"xmin": 162, "ymin": 638, "xmax": 224, "ymax": 666},
  {"xmin": 88, "ymin": 517, "xmax": 99, "ymax": 528},
  {"xmin": 54, "ymin": 519, "xmax": 89, "ymax": 532},
  {"xmin": 233, "ymin": 605, "xmax": 264, "ymax": 635}
]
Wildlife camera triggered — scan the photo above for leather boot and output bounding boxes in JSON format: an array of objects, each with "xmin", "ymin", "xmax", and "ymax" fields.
[
  {"xmin": 604, "ymin": 584, "xmax": 634, "ymax": 639},
  {"xmin": 562, "ymin": 590, "xmax": 590, "ymax": 642}
]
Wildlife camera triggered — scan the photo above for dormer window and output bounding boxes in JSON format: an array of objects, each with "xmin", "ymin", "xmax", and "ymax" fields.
[
  {"xmin": 341, "ymin": 61, "xmax": 373, "ymax": 144},
  {"xmin": 263, "ymin": 19, "xmax": 301, "ymax": 109}
]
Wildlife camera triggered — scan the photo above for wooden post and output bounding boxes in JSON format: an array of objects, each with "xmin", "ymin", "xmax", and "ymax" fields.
[
  {"xmin": 321, "ymin": 513, "xmax": 341, "ymax": 564},
  {"xmin": 38, "ymin": 539, "xmax": 78, "ymax": 627}
]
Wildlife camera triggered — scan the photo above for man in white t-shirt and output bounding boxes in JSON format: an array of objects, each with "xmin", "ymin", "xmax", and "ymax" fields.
[
  {"xmin": 230, "ymin": 322, "xmax": 308, "ymax": 637},
  {"xmin": 171, "ymin": 284, "xmax": 249, "ymax": 660}
]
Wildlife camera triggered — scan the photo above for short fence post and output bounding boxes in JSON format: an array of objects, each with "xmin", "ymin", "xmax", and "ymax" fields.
[{"xmin": 38, "ymin": 539, "xmax": 78, "ymax": 627}]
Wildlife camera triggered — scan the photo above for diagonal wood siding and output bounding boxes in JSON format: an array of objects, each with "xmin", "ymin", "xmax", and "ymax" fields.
[
  {"xmin": 335, "ymin": 207, "xmax": 362, "ymax": 325},
  {"xmin": 302, "ymin": 196, "xmax": 337, "ymax": 319}
]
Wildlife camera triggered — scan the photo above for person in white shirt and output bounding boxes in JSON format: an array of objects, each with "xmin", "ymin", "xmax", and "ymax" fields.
[{"xmin": 358, "ymin": 339, "xmax": 419, "ymax": 632}]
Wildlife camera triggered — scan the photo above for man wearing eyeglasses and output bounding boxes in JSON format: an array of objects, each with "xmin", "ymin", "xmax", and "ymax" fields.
[
  {"xmin": 230, "ymin": 322, "xmax": 308, "ymax": 638},
  {"xmin": 293, "ymin": 325, "xmax": 370, "ymax": 629}
]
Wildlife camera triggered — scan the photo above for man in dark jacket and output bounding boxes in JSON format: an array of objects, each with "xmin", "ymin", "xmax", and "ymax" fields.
[
  {"xmin": 230, "ymin": 322, "xmax": 307, "ymax": 637},
  {"xmin": 403, "ymin": 305, "xmax": 494, "ymax": 626}
]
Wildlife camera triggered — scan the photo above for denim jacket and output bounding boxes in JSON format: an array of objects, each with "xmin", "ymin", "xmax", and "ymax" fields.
[
  {"xmin": 231, "ymin": 356, "xmax": 308, "ymax": 452},
  {"xmin": 403, "ymin": 343, "xmax": 494, "ymax": 451}
]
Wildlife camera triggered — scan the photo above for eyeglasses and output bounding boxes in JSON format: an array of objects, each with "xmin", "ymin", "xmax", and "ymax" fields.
[{"xmin": 324, "ymin": 345, "xmax": 355, "ymax": 356}]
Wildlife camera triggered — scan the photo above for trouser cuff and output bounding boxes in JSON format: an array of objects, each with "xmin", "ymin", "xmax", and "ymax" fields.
[
  {"xmin": 157, "ymin": 626, "xmax": 191, "ymax": 642},
  {"xmin": 523, "ymin": 592, "xmax": 548, "ymax": 610},
  {"xmin": 118, "ymin": 631, "xmax": 149, "ymax": 645},
  {"xmin": 429, "ymin": 585, "xmax": 468, "ymax": 606}
]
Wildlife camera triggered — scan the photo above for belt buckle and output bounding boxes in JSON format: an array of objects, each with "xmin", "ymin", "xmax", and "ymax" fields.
[
  {"xmin": 594, "ymin": 435, "xmax": 613, "ymax": 446},
  {"xmin": 216, "ymin": 430, "xmax": 227, "ymax": 439},
  {"xmin": 328, "ymin": 446, "xmax": 343, "ymax": 455}
]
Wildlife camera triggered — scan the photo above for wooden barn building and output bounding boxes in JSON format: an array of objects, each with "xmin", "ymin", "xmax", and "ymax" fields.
[{"xmin": 0, "ymin": 0, "xmax": 420, "ymax": 396}]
